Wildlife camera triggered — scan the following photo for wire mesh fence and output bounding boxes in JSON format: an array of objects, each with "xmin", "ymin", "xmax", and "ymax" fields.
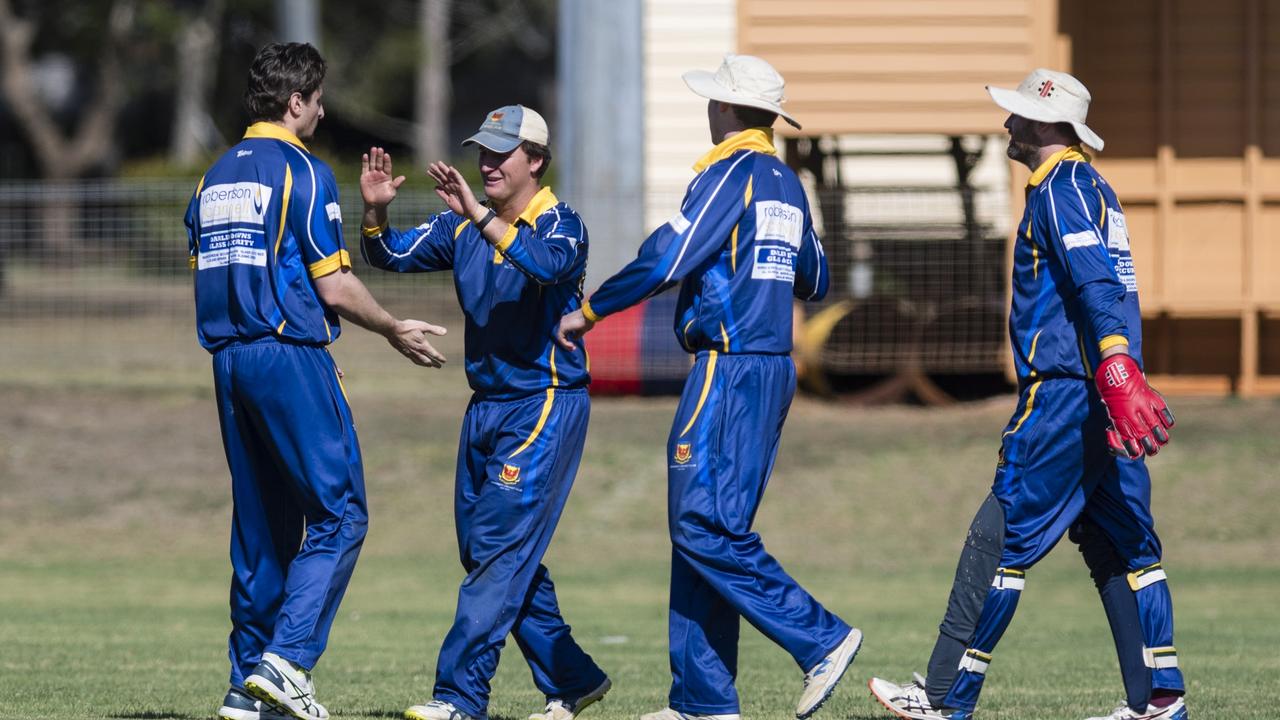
[{"xmin": 0, "ymin": 178, "xmax": 1010, "ymax": 393}]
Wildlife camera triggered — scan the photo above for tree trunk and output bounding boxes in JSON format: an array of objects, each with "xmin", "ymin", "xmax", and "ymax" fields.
[
  {"xmin": 169, "ymin": 0, "xmax": 226, "ymax": 167},
  {"xmin": 415, "ymin": 0, "xmax": 452, "ymax": 170},
  {"xmin": 0, "ymin": 0, "xmax": 136, "ymax": 263}
]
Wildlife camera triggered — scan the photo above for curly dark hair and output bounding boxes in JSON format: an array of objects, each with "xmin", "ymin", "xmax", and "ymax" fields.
[{"xmin": 244, "ymin": 43, "xmax": 326, "ymax": 123}]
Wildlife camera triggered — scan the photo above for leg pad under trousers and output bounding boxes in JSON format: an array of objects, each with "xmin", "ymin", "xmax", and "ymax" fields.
[{"xmin": 926, "ymin": 493, "xmax": 1006, "ymax": 709}]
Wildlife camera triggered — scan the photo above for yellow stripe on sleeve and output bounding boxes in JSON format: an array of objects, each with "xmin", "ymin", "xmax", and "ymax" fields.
[
  {"xmin": 581, "ymin": 299, "xmax": 601, "ymax": 323},
  {"xmin": 307, "ymin": 249, "xmax": 352, "ymax": 278},
  {"xmin": 1099, "ymin": 335, "xmax": 1128, "ymax": 352}
]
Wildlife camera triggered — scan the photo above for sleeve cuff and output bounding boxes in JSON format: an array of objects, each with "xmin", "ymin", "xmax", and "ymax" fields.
[
  {"xmin": 495, "ymin": 224, "xmax": 518, "ymax": 253},
  {"xmin": 581, "ymin": 299, "xmax": 602, "ymax": 323},
  {"xmin": 361, "ymin": 223, "xmax": 386, "ymax": 238},
  {"xmin": 1098, "ymin": 334, "xmax": 1129, "ymax": 352},
  {"xmin": 308, "ymin": 249, "xmax": 353, "ymax": 278}
]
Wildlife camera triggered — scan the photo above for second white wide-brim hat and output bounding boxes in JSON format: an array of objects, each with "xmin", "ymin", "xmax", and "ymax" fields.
[
  {"xmin": 987, "ymin": 68, "xmax": 1105, "ymax": 151},
  {"xmin": 683, "ymin": 54, "xmax": 802, "ymax": 130}
]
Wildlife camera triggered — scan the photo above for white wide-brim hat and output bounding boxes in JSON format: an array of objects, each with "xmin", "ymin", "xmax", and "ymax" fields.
[
  {"xmin": 987, "ymin": 68, "xmax": 1104, "ymax": 151},
  {"xmin": 683, "ymin": 54, "xmax": 802, "ymax": 130}
]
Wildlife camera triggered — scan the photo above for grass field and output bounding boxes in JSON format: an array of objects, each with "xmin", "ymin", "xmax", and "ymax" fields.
[{"xmin": 2, "ymin": 303, "xmax": 1278, "ymax": 720}]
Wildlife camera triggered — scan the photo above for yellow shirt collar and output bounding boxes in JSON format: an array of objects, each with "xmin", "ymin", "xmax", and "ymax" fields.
[
  {"xmin": 1028, "ymin": 145, "xmax": 1091, "ymax": 187},
  {"xmin": 515, "ymin": 186, "xmax": 559, "ymax": 225},
  {"xmin": 243, "ymin": 122, "xmax": 307, "ymax": 150},
  {"xmin": 693, "ymin": 128, "xmax": 777, "ymax": 173}
]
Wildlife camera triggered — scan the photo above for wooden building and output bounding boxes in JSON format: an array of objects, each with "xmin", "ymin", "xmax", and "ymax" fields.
[{"xmin": 729, "ymin": 0, "xmax": 1280, "ymax": 395}]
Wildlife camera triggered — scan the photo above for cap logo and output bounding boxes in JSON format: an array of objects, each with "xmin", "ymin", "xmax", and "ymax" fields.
[
  {"xmin": 491, "ymin": 112, "xmax": 505, "ymax": 121},
  {"xmin": 1039, "ymin": 79, "xmax": 1055, "ymax": 98}
]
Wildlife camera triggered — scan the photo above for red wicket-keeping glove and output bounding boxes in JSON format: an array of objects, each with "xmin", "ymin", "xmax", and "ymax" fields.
[{"xmin": 1094, "ymin": 353, "xmax": 1175, "ymax": 459}]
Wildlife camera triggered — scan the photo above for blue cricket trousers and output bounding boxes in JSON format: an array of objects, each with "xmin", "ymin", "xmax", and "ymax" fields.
[
  {"xmin": 941, "ymin": 377, "xmax": 1184, "ymax": 712},
  {"xmin": 213, "ymin": 338, "xmax": 368, "ymax": 688},
  {"xmin": 665, "ymin": 351, "xmax": 850, "ymax": 715},
  {"xmin": 432, "ymin": 388, "xmax": 606, "ymax": 716}
]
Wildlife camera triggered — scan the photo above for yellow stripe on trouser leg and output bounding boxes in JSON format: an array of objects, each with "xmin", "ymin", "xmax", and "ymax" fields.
[
  {"xmin": 679, "ymin": 351, "xmax": 718, "ymax": 437},
  {"xmin": 509, "ymin": 389, "xmax": 554, "ymax": 458}
]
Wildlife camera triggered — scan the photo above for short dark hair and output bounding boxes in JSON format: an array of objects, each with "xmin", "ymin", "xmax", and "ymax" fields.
[
  {"xmin": 520, "ymin": 140, "xmax": 552, "ymax": 179},
  {"xmin": 1053, "ymin": 121, "xmax": 1083, "ymax": 146},
  {"xmin": 731, "ymin": 104, "xmax": 778, "ymax": 129},
  {"xmin": 244, "ymin": 43, "xmax": 326, "ymax": 123}
]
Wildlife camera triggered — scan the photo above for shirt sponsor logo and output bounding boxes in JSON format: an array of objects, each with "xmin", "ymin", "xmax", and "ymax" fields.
[
  {"xmin": 751, "ymin": 244, "xmax": 796, "ymax": 283},
  {"xmin": 325, "ymin": 201, "xmax": 342, "ymax": 223},
  {"xmin": 200, "ymin": 182, "xmax": 272, "ymax": 228},
  {"xmin": 754, "ymin": 200, "xmax": 803, "ymax": 249},
  {"xmin": 1107, "ymin": 209, "xmax": 1130, "ymax": 252},
  {"xmin": 197, "ymin": 246, "xmax": 267, "ymax": 270},
  {"xmin": 1062, "ymin": 229, "xmax": 1101, "ymax": 250}
]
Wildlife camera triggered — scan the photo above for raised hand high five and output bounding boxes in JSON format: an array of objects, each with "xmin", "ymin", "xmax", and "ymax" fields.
[
  {"xmin": 360, "ymin": 146, "xmax": 406, "ymax": 208},
  {"xmin": 427, "ymin": 161, "xmax": 482, "ymax": 220}
]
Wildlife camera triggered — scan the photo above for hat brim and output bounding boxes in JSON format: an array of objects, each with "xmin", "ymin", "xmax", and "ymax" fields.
[
  {"xmin": 986, "ymin": 85, "xmax": 1105, "ymax": 151},
  {"xmin": 683, "ymin": 70, "xmax": 802, "ymax": 130},
  {"xmin": 462, "ymin": 130, "xmax": 522, "ymax": 153}
]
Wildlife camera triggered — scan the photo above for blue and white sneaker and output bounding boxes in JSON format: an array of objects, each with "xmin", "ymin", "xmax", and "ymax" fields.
[
  {"xmin": 1085, "ymin": 697, "xmax": 1187, "ymax": 720},
  {"xmin": 796, "ymin": 628, "xmax": 863, "ymax": 719},
  {"xmin": 530, "ymin": 677, "xmax": 612, "ymax": 720},
  {"xmin": 244, "ymin": 652, "xmax": 329, "ymax": 720},
  {"xmin": 218, "ymin": 687, "xmax": 291, "ymax": 720},
  {"xmin": 405, "ymin": 699, "xmax": 484, "ymax": 720},
  {"xmin": 868, "ymin": 674, "xmax": 971, "ymax": 720}
]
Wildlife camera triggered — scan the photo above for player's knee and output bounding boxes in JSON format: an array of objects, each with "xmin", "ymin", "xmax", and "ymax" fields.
[
  {"xmin": 1069, "ymin": 519, "xmax": 1127, "ymax": 590},
  {"xmin": 965, "ymin": 494, "xmax": 1006, "ymax": 556},
  {"xmin": 339, "ymin": 502, "xmax": 369, "ymax": 544}
]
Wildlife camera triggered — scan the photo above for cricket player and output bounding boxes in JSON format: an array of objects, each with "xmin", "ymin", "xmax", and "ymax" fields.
[
  {"xmin": 557, "ymin": 54, "xmax": 862, "ymax": 720},
  {"xmin": 868, "ymin": 69, "xmax": 1185, "ymax": 720},
  {"xmin": 359, "ymin": 105, "xmax": 609, "ymax": 720},
  {"xmin": 188, "ymin": 43, "xmax": 448, "ymax": 720}
]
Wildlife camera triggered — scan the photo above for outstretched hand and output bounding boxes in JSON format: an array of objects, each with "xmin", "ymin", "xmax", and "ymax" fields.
[
  {"xmin": 427, "ymin": 161, "xmax": 482, "ymax": 219},
  {"xmin": 387, "ymin": 319, "xmax": 448, "ymax": 368},
  {"xmin": 361, "ymin": 146, "xmax": 406, "ymax": 208},
  {"xmin": 555, "ymin": 309, "xmax": 595, "ymax": 351}
]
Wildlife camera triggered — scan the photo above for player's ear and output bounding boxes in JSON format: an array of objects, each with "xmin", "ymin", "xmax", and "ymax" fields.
[{"xmin": 286, "ymin": 91, "xmax": 304, "ymax": 119}]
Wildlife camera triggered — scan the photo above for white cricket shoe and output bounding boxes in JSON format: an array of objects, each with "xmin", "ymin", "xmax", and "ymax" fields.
[
  {"xmin": 405, "ymin": 699, "xmax": 483, "ymax": 720},
  {"xmin": 867, "ymin": 673, "xmax": 971, "ymax": 720},
  {"xmin": 796, "ymin": 628, "xmax": 863, "ymax": 719},
  {"xmin": 1085, "ymin": 697, "xmax": 1187, "ymax": 720},
  {"xmin": 243, "ymin": 652, "xmax": 329, "ymax": 720},
  {"xmin": 529, "ymin": 677, "xmax": 612, "ymax": 720},
  {"xmin": 218, "ymin": 687, "xmax": 291, "ymax": 720},
  {"xmin": 638, "ymin": 708, "xmax": 740, "ymax": 720}
]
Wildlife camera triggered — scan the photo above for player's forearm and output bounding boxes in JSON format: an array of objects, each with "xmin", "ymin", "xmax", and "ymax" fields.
[
  {"xmin": 1078, "ymin": 279, "xmax": 1129, "ymax": 356},
  {"xmin": 315, "ymin": 269, "xmax": 397, "ymax": 337},
  {"xmin": 362, "ymin": 203, "xmax": 389, "ymax": 236}
]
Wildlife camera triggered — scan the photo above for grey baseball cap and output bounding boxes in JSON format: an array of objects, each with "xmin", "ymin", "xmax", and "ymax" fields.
[{"xmin": 462, "ymin": 104, "xmax": 549, "ymax": 153}]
